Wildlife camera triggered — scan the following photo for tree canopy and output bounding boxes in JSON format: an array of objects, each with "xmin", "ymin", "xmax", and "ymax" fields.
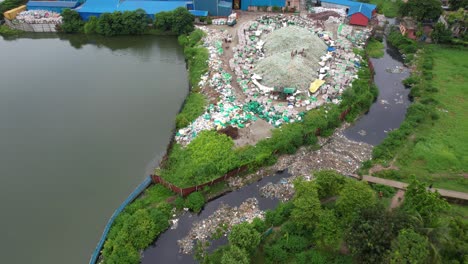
[
  {"xmin": 399, "ymin": 0, "xmax": 443, "ymax": 21},
  {"xmin": 228, "ymin": 222, "xmax": 261, "ymax": 253},
  {"xmin": 335, "ymin": 180, "xmax": 376, "ymax": 224},
  {"xmin": 291, "ymin": 179, "xmax": 322, "ymax": 230},
  {"xmin": 389, "ymin": 229, "xmax": 430, "ymax": 264},
  {"xmin": 402, "ymin": 179, "xmax": 449, "ymax": 227}
]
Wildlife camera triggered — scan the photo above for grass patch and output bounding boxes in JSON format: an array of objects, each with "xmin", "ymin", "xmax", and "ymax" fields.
[
  {"xmin": 370, "ymin": 0, "xmax": 401, "ymax": 18},
  {"xmin": 176, "ymin": 92, "xmax": 206, "ymax": 129},
  {"xmin": 366, "ymin": 38, "xmax": 384, "ymax": 58},
  {"xmin": 394, "ymin": 46, "xmax": 468, "ymax": 192},
  {"xmin": 0, "ymin": 25, "xmax": 23, "ymax": 37}
]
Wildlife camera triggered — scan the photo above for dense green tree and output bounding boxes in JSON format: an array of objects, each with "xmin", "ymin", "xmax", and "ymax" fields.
[
  {"xmin": 389, "ymin": 229, "xmax": 430, "ymax": 264},
  {"xmin": 402, "ymin": 179, "xmax": 449, "ymax": 227},
  {"xmin": 60, "ymin": 9, "xmax": 84, "ymax": 33},
  {"xmin": 432, "ymin": 22, "xmax": 453, "ymax": 43},
  {"xmin": 154, "ymin": 11, "xmax": 173, "ymax": 31},
  {"xmin": 171, "ymin": 7, "xmax": 194, "ymax": 35},
  {"xmin": 399, "ymin": 0, "xmax": 443, "ymax": 21},
  {"xmin": 335, "ymin": 180, "xmax": 376, "ymax": 224},
  {"xmin": 220, "ymin": 246, "xmax": 250, "ymax": 264},
  {"xmin": 440, "ymin": 217, "xmax": 468, "ymax": 263},
  {"xmin": 83, "ymin": 16, "xmax": 98, "ymax": 34},
  {"xmin": 314, "ymin": 170, "xmax": 348, "ymax": 199},
  {"xmin": 313, "ymin": 209, "xmax": 343, "ymax": 251},
  {"xmin": 228, "ymin": 222, "xmax": 261, "ymax": 253},
  {"xmin": 184, "ymin": 191, "xmax": 205, "ymax": 213},
  {"xmin": 449, "ymin": 0, "xmax": 468, "ymax": 10},
  {"xmin": 346, "ymin": 204, "xmax": 412, "ymax": 264},
  {"xmin": 96, "ymin": 13, "xmax": 114, "ymax": 36},
  {"xmin": 291, "ymin": 179, "xmax": 322, "ymax": 230}
]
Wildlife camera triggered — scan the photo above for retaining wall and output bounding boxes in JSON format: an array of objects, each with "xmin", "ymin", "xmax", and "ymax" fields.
[{"xmin": 5, "ymin": 19, "xmax": 58, "ymax": 32}]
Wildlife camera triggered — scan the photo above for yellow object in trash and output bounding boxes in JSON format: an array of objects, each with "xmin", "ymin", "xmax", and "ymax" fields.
[
  {"xmin": 4, "ymin": 5, "xmax": 26, "ymax": 20},
  {"xmin": 309, "ymin": 79, "xmax": 325, "ymax": 93}
]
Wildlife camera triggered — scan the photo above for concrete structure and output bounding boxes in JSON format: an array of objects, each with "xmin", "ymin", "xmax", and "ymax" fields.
[{"xmin": 399, "ymin": 17, "xmax": 417, "ymax": 39}]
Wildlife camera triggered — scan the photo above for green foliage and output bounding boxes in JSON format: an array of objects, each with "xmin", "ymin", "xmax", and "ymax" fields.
[
  {"xmin": 265, "ymin": 202, "xmax": 293, "ymax": 227},
  {"xmin": 402, "ymin": 179, "xmax": 449, "ymax": 226},
  {"xmin": 184, "ymin": 191, "xmax": 205, "ymax": 213},
  {"xmin": 0, "ymin": 25, "xmax": 22, "ymax": 36},
  {"xmin": 178, "ymin": 29, "xmax": 209, "ymax": 88},
  {"xmin": 346, "ymin": 204, "xmax": 413, "ymax": 263},
  {"xmin": 314, "ymin": 170, "xmax": 349, "ymax": 199},
  {"xmin": 272, "ymin": 5, "xmax": 282, "ymax": 12},
  {"xmin": 174, "ymin": 196, "xmax": 185, "ymax": 209},
  {"xmin": 161, "ymin": 131, "xmax": 238, "ymax": 187},
  {"xmin": 154, "ymin": 11, "xmax": 173, "ymax": 31},
  {"xmin": 336, "ymin": 180, "xmax": 376, "ymax": 224},
  {"xmin": 399, "ymin": 0, "xmax": 442, "ymax": 21},
  {"xmin": 291, "ymin": 179, "xmax": 322, "ymax": 230},
  {"xmin": 176, "ymin": 93, "xmax": 206, "ymax": 129},
  {"xmin": 83, "ymin": 16, "xmax": 98, "ymax": 34},
  {"xmin": 370, "ymin": 0, "xmax": 401, "ymax": 18},
  {"xmin": 370, "ymin": 183, "xmax": 397, "ymax": 198},
  {"xmin": 228, "ymin": 222, "xmax": 261, "ymax": 253},
  {"xmin": 102, "ymin": 208, "xmax": 169, "ymax": 264},
  {"xmin": 449, "ymin": 0, "xmax": 468, "ymax": 10},
  {"xmin": 432, "ymin": 22, "xmax": 453, "ymax": 44},
  {"xmin": 387, "ymin": 29, "xmax": 418, "ymax": 61},
  {"xmin": 251, "ymin": 217, "xmax": 267, "ymax": 233},
  {"xmin": 95, "ymin": 10, "xmax": 149, "ymax": 37},
  {"xmin": 0, "ymin": 0, "xmax": 27, "ymax": 20},
  {"xmin": 313, "ymin": 209, "xmax": 343, "ymax": 251},
  {"xmin": 60, "ymin": 9, "xmax": 84, "ymax": 33},
  {"xmin": 221, "ymin": 245, "xmax": 250, "ymax": 264},
  {"xmin": 441, "ymin": 217, "xmax": 468, "ymax": 263},
  {"xmin": 154, "ymin": 7, "xmax": 194, "ymax": 35},
  {"xmin": 101, "ymin": 185, "xmax": 172, "ymax": 263},
  {"xmin": 366, "ymin": 37, "xmax": 384, "ymax": 58},
  {"xmin": 389, "ymin": 229, "xmax": 430, "ymax": 264}
]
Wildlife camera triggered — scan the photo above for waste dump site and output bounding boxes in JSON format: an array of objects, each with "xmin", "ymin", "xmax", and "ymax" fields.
[
  {"xmin": 152, "ymin": 9, "xmax": 379, "ymax": 261},
  {"xmin": 176, "ymin": 11, "xmax": 372, "ymax": 145}
]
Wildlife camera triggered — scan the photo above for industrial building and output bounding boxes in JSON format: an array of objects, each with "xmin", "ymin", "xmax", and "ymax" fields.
[{"xmin": 321, "ymin": 0, "xmax": 376, "ymax": 26}]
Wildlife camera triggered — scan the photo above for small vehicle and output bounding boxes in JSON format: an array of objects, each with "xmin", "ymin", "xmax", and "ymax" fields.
[{"xmin": 227, "ymin": 13, "xmax": 237, "ymax": 27}]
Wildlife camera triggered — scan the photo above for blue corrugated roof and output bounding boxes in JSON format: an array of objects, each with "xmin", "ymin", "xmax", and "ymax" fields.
[
  {"xmin": 348, "ymin": 3, "xmax": 373, "ymax": 19},
  {"xmin": 189, "ymin": 9, "xmax": 207, "ymax": 16},
  {"xmin": 27, "ymin": 0, "xmax": 79, "ymax": 8},
  {"xmin": 321, "ymin": 0, "xmax": 376, "ymax": 10},
  {"xmin": 78, "ymin": 0, "xmax": 190, "ymax": 15}
]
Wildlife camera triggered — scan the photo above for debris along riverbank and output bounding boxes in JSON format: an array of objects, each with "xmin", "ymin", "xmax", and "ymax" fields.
[
  {"xmin": 177, "ymin": 198, "xmax": 263, "ymax": 254},
  {"xmin": 173, "ymin": 124, "xmax": 373, "ymax": 256},
  {"xmin": 176, "ymin": 12, "xmax": 372, "ymax": 146}
]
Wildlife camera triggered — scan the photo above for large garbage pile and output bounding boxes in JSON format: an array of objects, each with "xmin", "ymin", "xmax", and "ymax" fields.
[
  {"xmin": 178, "ymin": 198, "xmax": 264, "ymax": 254},
  {"xmin": 176, "ymin": 14, "xmax": 372, "ymax": 145},
  {"xmin": 273, "ymin": 125, "xmax": 373, "ymax": 177},
  {"xmin": 15, "ymin": 10, "xmax": 62, "ymax": 24},
  {"xmin": 254, "ymin": 26, "xmax": 328, "ymax": 91}
]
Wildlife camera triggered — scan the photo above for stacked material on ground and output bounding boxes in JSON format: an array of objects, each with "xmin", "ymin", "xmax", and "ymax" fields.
[
  {"xmin": 254, "ymin": 26, "xmax": 328, "ymax": 92},
  {"xmin": 15, "ymin": 10, "xmax": 62, "ymax": 24}
]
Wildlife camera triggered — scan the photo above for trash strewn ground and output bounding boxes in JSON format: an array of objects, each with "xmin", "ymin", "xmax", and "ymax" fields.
[
  {"xmin": 177, "ymin": 198, "xmax": 264, "ymax": 254},
  {"xmin": 273, "ymin": 124, "xmax": 373, "ymax": 177},
  {"xmin": 176, "ymin": 13, "xmax": 373, "ymax": 146}
]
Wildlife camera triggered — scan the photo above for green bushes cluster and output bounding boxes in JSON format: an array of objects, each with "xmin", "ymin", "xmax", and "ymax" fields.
[
  {"xmin": 184, "ymin": 191, "xmax": 205, "ymax": 213},
  {"xmin": 372, "ymin": 48, "xmax": 438, "ymax": 162},
  {"xmin": 101, "ymin": 185, "xmax": 174, "ymax": 264},
  {"xmin": 60, "ymin": 9, "xmax": 149, "ymax": 35},
  {"xmin": 154, "ymin": 7, "xmax": 194, "ymax": 35},
  {"xmin": 0, "ymin": 24, "xmax": 22, "ymax": 36},
  {"xmin": 175, "ymin": 93, "xmax": 206, "ymax": 129},
  {"xmin": 0, "ymin": 0, "xmax": 27, "ymax": 20},
  {"xmin": 387, "ymin": 28, "xmax": 418, "ymax": 63}
]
